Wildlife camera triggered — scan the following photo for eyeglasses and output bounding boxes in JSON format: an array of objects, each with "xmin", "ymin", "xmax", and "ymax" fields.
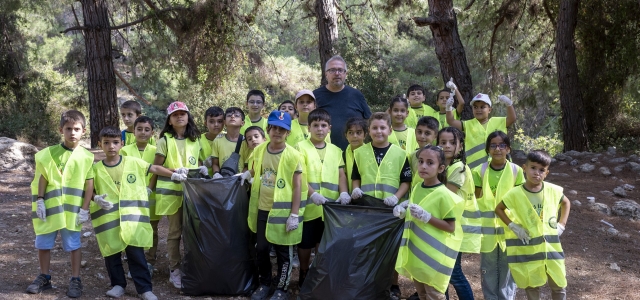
[
  {"xmin": 489, "ymin": 143, "xmax": 508, "ymax": 150},
  {"xmin": 248, "ymin": 101, "xmax": 263, "ymax": 105},
  {"xmin": 226, "ymin": 113, "xmax": 242, "ymax": 118},
  {"xmin": 326, "ymin": 68, "xmax": 346, "ymax": 74}
]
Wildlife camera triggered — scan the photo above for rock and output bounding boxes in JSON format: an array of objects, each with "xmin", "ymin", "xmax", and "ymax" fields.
[
  {"xmin": 614, "ymin": 165, "xmax": 625, "ymax": 172},
  {"xmin": 599, "ymin": 167, "xmax": 612, "ymax": 176},
  {"xmin": 591, "ymin": 157, "xmax": 599, "ymax": 163},
  {"xmin": 572, "ymin": 168, "xmax": 579, "ymax": 173},
  {"xmin": 613, "ymin": 187, "xmax": 627, "ymax": 197},
  {"xmin": 619, "ymin": 233, "xmax": 631, "ymax": 238},
  {"xmin": 550, "ymin": 173, "xmax": 570, "ymax": 177},
  {"xmin": 623, "ymin": 184, "xmax": 635, "ymax": 191},
  {"xmin": 566, "ymin": 150, "xmax": 584, "ymax": 157},
  {"xmin": 559, "ymin": 161, "xmax": 567, "ymax": 166},
  {"xmin": 609, "ymin": 157, "xmax": 627, "ymax": 164},
  {"xmin": 612, "ymin": 200, "xmax": 640, "ymax": 219},
  {"xmin": 81, "ymin": 260, "xmax": 87, "ymax": 267},
  {"xmin": 570, "ymin": 159, "xmax": 579, "ymax": 166},
  {"xmin": 587, "ymin": 196, "xmax": 596, "ymax": 203},
  {"xmin": 567, "ymin": 190, "xmax": 578, "ymax": 195},
  {"xmin": 600, "ymin": 190, "xmax": 615, "ymax": 197},
  {"xmin": 0, "ymin": 137, "xmax": 38, "ymax": 172},
  {"xmin": 626, "ymin": 162, "xmax": 640, "ymax": 171},
  {"xmin": 96, "ymin": 273, "xmax": 105, "ymax": 279},
  {"xmin": 610, "ymin": 263, "xmax": 621, "ymax": 272},
  {"xmin": 555, "ymin": 153, "xmax": 569, "ymax": 161},
  {"xmin": 607, "ymin": 147, "xmax": 617, "ymax": 156},
  {"xmin": 588, "ymin": 202, "xmax": 611, "ymax": 215},
  {"xmin": 550, "ymin": 158, "xmax": 557, "ymax": 164},
  {"xmin": 629, "ymin": 154, "xmax": 638, "ymax": 161},
  {"xmin": 580, "ymin": 163, "xmax": 595, "ymax": 172},
  {"xmin": 572, "ymin": 200, "xmax": 582, "ymax": 206},
  {"xmin": 82, "ymin": 232, "xmax": 92, "ymax": 237},
  {"xmin": 607, "ymin": 228, "xmax": 619, "ymax": 235}
]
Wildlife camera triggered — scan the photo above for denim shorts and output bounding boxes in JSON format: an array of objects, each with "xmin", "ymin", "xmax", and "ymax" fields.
[{"xmin": 35, "ymin": 229, "xmax": 82, "ymax": 251}]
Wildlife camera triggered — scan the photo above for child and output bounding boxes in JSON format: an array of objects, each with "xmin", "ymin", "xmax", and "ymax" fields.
[
  {"xmin": 438, "ymin": 127, "xmax": 480, "ymax": 300},
  {"xmin": 446, "ymin": 93, "xmax": 516, "ymax": 169},
  {"xmin": 404, "ymin": 84, "xmax": 439, "ymax": 128},
  {"xmin": 201, "ymin": 106, "xmax": 225, "ymax": 175},
  {"xmin": 495, "ymin": 150, "xmax": 570, "ymax": 300},
  {"xmin": 295, "ymin": 109, "xmax": 350, "ymax": 287},
  {"xmin": 247, "ymin": 110, "xmax": 306, "ymax": 300},
  {"xmin": 408, "ymin": 116, "xmax": 440, "ymax": 189},
  {"xmin": 210, "ymin": 107, "xmax": 248, "ymax": 178},
  {"xmin": 388, "ymin": 96, "xmax": 416, "ymax": 152},
  {"xmin": 119, "ymin": 116, "xmax": 161, "ymax": 274},
  {"xmin": 86, "ymin": 126, "xmax": 187, "ymax": 300},
  {"xmin": 278, "ymin": 100, "xmax": 297, "ymax": 120},
  {"xmin": 341, "ymin": 117, "xmax": 368, "ymax": 196},
  {"xmin": 150, "ymin": 101, "xmax": 205, "ymax": 289},
  {"xmin": 120, "ymin": 100, "xmax": 155, "ymax": 146},
  {"xmin": 434, "ymin": 78, "xmax": 465, "ymax": 128},
  {"xmin": 287, "ymin": 89, "xmax": 316, "ymax": 146},
  {"xmin": 393, "ymin": 145, "xmax": 464, "ymax": 299},
  {"xmin": 27, "ymin": 110, "xmax": 94, "ymax": 298},
  {"xmin": 241, "ymin": 89, "xmax": 268, "ymax": 135},
  {"xmin": 472, "ymin": 131, "xmax": 524, "ymax": 300}
]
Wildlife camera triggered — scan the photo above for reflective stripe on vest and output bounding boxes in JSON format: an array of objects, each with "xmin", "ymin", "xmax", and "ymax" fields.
[
  {"xmin": 248, "ymin": 143, "xmax": 307, "ymax": 245},
  {"xmin": 463, "ymin": 118, "xmax": 506, "ymax": 169},
  {"xmin": 297, "ymin": 140, "xmax": 342, "ymax": 221},
  {"xmin": 155, "ymin": 134, "xmax": 200, "ymax": 216},
  {"xmin": 448, "ymin": 161, "xmax": 481, "ymax": 253},
  {"xmin": 354, "ymin": 143, "xmax": 406, "ymax": 199},
  {"xmin": 502, "ymin": 182, "xmax": 567, "ymax": 289},
  {"xmin": 30, "ymin": 146, "xmax": 93, "ymax": 235},
  {"xmin": 120, "ymin": 143, "xmax": 160, "ymax": 221}
]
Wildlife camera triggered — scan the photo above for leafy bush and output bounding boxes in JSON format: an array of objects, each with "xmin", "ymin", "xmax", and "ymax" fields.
[{"xmin": 513, "ymin": 128, "xmax": 563, "ymax": 157}]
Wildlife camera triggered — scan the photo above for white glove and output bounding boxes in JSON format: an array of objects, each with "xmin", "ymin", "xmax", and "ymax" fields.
[
  {"xmin": 446, "ymin": 95, "xmax": 455, "ymax": 112},
  {"xmin": 171, "ymin": 172, "xmax": 187, "ymax": 182},
  {"xmin": 234, "ymin": 171, "xmax": 252, "ymax": 186},
  {"xmin": 497, "ymin": 95, "xmax": 513, "ymax": 106},
  {"xmin": 94, "ymin": 194, "xmax": 113, "ymax": 210},
  {"xmin": 310, "ymin": 192, "xmax": 328, "ymax": 206},
  {"xmin": 175, "ymin": 167, "xmax": 189, "ymax": 175},
  {"xmin": 36, "ymin": 199, "xmax": 46, "ymax": 221},
  {"xmin": 446, "ymin": 77, "xmax": 457, "ymax": 91},
  {"xmin": 383, "ymin": 195, "xmax": 399, "ymax": 206},
  {"xmin": 508, "ymin": 222, "xmax": 531, "ymax": 244},
  {"xmin": 198, "ymin": 166, "xmax": 208, "ymax": 176},
  {"xmin": 557, "ymin": 223, "xmax": 565, "ymax": 236},
  {"xmin": 286, "ymin": 214, "xmax": 299, "ymax": 232},
  {"xmin": 393, "ymin": 205, "xmax": 406, "ymax": 219},
  {"xmin": 351, "ymin": 188, "xmax": 363, "ymax": 199},
  {"xmin": 248, "ymin": 177, "xmax": 254, "ymax": 185},
  {"xmin": 203, "ymin": 156, "xmax": 213, "ymax": 168},
  {"xmin": 212, "ymin": 172, "xmax": 223, "ymax": 179},
  {"xmin": 409, "ymin": 204, "xmax": 432, "ymax": 223},
  {"xmin": 147, "ymin": 187, "xmax": 153, "ymax": 196},
  {"xmin": 76, "ymin": 208, "xmax": 89, "ymax": 225},
  {"xmin": 338, "ymin": 192, "xmax": 351, "ymax": 205}
]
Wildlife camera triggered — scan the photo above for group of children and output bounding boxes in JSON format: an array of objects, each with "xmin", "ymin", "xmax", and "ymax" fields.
[{"xmin": 27, "ymin": 81, "xmax": 571, "ymax": 300}]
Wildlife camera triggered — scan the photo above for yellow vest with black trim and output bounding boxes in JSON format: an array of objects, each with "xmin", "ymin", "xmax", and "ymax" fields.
[
  {"xmin": 437, "ymin": 111, "xmax": 460, "ymax": 129},
  {"xmin": 199, "ymin": 133, "xmax": 215, "ymax": 175},
  {"xmin": 155, "ymin": 134, "xmax": 200, "ymax": 215},
  {"xmin": 475, "ymin": 161, "xmax": 519, "ymax": 252},
  {"xmin": 502, "ymin": 182, "xmax": 567, "ymax": 289},
  {"xmin": 286, "ymin": 119, "xmax": 331, "ymax": 147},
  {"xmin": 396, "ymin": 184, "xmax": 464, "ymax": 294},
  {"xmin": 120, "ymin": 143, "xmax": 160, "ymax": 221},
  {"xmin": 297, "ymin": 140, "xmax": 342, "ymax": 221},
  {"xmin": 405, "ymin": 104, "xmax": 439, "ymax": 129},
  {"xmin": 389, "ymin": 128, "xmax": 417, "ymax": 154},
  {"xmin": 91, "ymin": 156, "xmax": 153, "ymax": 257},
  {"xmin": 344, "ymin": 145, "xmax": 355, "ymax": 192},
  {"xmin": 248, "ymin": 143, "xmax": 307, "ymax": 245},
  {"xmin": 354, "ymin": 143, "xmax": 406, "ymax": 200},
  {"xmin": 448, "ymin": 161, "xmax": 481, "ymax": 253},
  {"xmin": 123, "ymin": 130, "xmax": 155, "ymax": 146},
  {"xmin": 462, "ymin": 117, "xmax": 506, "ymax": 169},
  {"xmin": 241, "ymin": 115, "xmax": 268, "ymax": 135},
  {"xmin": 30, "ymin": 146, "xmax": 93, "ymax": 235}
]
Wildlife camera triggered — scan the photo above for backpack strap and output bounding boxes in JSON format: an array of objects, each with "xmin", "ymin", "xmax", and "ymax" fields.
[
  {"xmin": 234, "ymin": 134, "xmax": 244, "ymax": 154},
  {"xmin": 121, "ymin": 130, "xmax": 127, "ymax": 141}
]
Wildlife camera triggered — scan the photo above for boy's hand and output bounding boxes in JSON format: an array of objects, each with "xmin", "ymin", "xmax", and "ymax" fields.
[
  {"xmin": 384, "ymin": 195, "xmax": 399, "ymax": 206},
  {"xmin": 198, "ymin": 166, "xmax": 208, "ymax": 176},
  {"xmin": 338, "ymin": 192, "xmax": 351, "ymax": 205},
  {"xmin": 175, "ymin": 167, "xmax": 189, "ymax": 175},
  {"xmin": 351, "ymin": 188, "xmax": 363, "ymax": 199},
  {"xmin": 36, "ymin": 198, "xmax": 46, "ymax": 221},
  {"xmin": 393, "ymin": 205, "xmax": 407, "ymax": 219},
  {"xmin": 508, "ymin": 222, "xmax": 531, "ymax": 244},
  {"xmin": 557, "ymin": 223, "xmax": 565, "ymax": 236},
  {"xmin": 446, "ymin": 78, "xmax": 457, "ymax": 91},
  {"xmin": 203, "ymin": 156, "xmax": 213, "ymax": 168},
  {"xmin": 409, "ymin": 204, "xmax": 432, "ymax": 223},
  {"xmin": 94, "ymin": 194, "xmax": 113, "ymax": 210},
  {"xmin": 286, "ymin": 214, "xmax": 299, "ymax": 232},
  {"xmin": 497, "ymin": 95, "xmax": 513, "ymax": 106},
  {"xmin": 212, "ymin": 172, "xmax": 223, "ymax": 179},
  {"xmin": 446, "ymin": 96, "xmax": 455, "ymax": 112},
  {"xmin": 171, "ymin": 172, "xmax": 188, "ymax": 182},
  {"xmin": 76, "ymin": 208, "xmax": 90, "ymax": 225},
  {"xmin": 310, "ymin": 192, "xmax": 327, "ymax": 205},
  {"xmin": 234, "ymin": 171, "xmax": 252, "ymax": 186}
]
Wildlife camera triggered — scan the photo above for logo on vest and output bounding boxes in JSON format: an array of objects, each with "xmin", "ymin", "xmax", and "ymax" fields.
[
  {"xmin": 127, "ymin": 174, "xmax": 136, "ymax": 184},
  {"xmin": 276, "ymin": 178, "xmax": 285, "ymax": 189},
  {"xmin": 548, "ymin": 216, "xmax": 557, "ymax": 229},
  {"xmin": 188, "ymin": 156, "xmax": 196, "ymax": 165}
]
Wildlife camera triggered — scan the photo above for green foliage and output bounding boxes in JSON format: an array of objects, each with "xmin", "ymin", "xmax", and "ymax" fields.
[{"xmin": 513, "ymin": 128, "xmax": 563, "ymax": 157}]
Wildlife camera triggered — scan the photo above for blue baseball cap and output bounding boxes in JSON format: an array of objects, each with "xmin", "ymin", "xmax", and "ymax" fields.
[{"xmin": 267, "ymin": 110, "xmax": 291, "ymax": 131}]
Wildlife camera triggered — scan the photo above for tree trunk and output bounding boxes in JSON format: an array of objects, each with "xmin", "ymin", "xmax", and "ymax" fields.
[
  {"xmin": 82, "ymin": 0, "xmax": 118, "ymax": 148},
  {"xmin": 415, "ymin": 0, "xmax": 474, "ymax": 119},
  {"xmin": 316, "ymin": 0, "xmax": 338, "ymax": 86},
  {"xmin": 556, "ymin": 0, "xmax": 589, "ymax": 151}
]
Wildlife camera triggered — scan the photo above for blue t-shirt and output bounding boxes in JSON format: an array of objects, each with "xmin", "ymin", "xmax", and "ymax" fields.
[{"xmin": 314, "ymin": 85, "xmax": 372, "ymax": 150}]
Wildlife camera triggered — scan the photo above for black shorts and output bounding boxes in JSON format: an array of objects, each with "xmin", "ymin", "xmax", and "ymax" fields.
[{"xmin": 299, "ymin": 217, "xmax": 324, "ymax": 249}]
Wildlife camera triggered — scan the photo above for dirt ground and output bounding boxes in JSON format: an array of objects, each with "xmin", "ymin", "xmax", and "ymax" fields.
[{"xmin": 1, "ymin": 150, "xmax": 639, "ymax": 300}]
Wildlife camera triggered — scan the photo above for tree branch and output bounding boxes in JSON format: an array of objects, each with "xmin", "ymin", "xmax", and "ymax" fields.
[
  {"xmin": 412, "ymin": 17, "xmax": 437, "ymax": 27},
  {"xmin": 114, "ymin": 70, "xmax": 152, "ymax": 105},
  {"xmin": 489, "ymin": 15, "xmax": 506, "ymax": 68},
  {"xmin": 542, "ymin": 0, "xmax": 556, "ymax": 28},
  {"xmin": 463, "ymin": 0, "xmax": 476, "ymax": 11},
  {"xmin": 60, "ymin": 7, "xmax": 187, "ymax": 33}
]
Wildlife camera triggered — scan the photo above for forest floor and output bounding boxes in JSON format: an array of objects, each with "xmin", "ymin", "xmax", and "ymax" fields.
[{"xmin": 0, "ymin": 149, "xmax": 639, "ymax": 300}]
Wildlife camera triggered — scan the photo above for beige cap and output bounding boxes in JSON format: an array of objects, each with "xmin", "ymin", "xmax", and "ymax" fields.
[{"xmin": 295, "ymin": 89, "xmax": 316, "ymax": 102}]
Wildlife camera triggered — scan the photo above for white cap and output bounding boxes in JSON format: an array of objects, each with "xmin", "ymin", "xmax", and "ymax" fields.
[{"xmin": 470, "ymin": 93, "xmax": 492, "ymax": 107}]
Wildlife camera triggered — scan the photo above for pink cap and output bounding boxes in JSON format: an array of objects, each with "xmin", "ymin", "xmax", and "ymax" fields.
[{"xmin": 167, "ymin": 101, "xmax": 189, "ymax": 115}]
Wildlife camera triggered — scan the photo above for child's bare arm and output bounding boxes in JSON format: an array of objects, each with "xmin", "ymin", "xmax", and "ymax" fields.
[
  {"xmin": 558, "ymin": 196, "xmax": 571, "ymax": 227},
  {"xmin": 455, "ymin": 90, "xmax": 465, "ymax": 115},
  {"xmin": 37, "ymin": 175, "xmax": 48, "ymax": 199},
  {"xmin": 395, "ymin": 182, "xmax": 410, "ymax": 200},
  {"xmin": 291, "ymin": 172, "xmax": 301, "ymax": 215},
  {"xmin": 212, "ymin": 158, "xmax": 220, "ymax": 174},
  {"xmin": 446, "ymin": 111, "xmax": 463, "ymax": 130},
  {"xmin": 148, "ymin": 165, "xmax": 175, "ymax": 178},
  {"xmin": 429, "ymin": 218, "xmax": 456, "ymax": 233},
  {"xmin": 474, "ymin": 187, "xmax": 483, "ymax": 199},
  {"xmin": 352, "ymin": 179, "xmax": 361, "ymax": 190},
  {"xmin": 446, "ymin": 183, "xmax": 460, "ymax": 194},
  {"xmin": 495, "ymin": 201, "xmax": 513, "ymax": 225},
  {"xmin": 338, "ymin": 168, "xmax": 348, "ymax": 193},
  {"xmin": 506, "ymin": 105, "xmax": 517, "ymax": 127},
  {"xmin": 82, "ymin": 179, "xmax": 94, "ymax": 210}
]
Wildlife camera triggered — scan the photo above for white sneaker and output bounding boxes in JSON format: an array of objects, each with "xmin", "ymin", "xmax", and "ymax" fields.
[
  {"xmin": 140, "ymin": 291, "xmax": 158, "ymax": 300},
  {"xmin": 106, "ymin": 285, "xmax": 125, "ymax": 298},
  {"xmin": 291, "ymin": 253, "xmax": 300, "ymax": 269},
  {"xmin": 169, "ymin": 269, "xmax": 181, "ymax": 289}
]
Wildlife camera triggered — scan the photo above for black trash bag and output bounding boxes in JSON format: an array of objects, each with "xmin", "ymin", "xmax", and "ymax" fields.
[
  {"xmin": 350, "ymin": 194, "xmax": 390, "ymax": 208},
  {"xmin": 181, "ymin": 175, "xmax": 257, "ymax": 296},
  {"xmin": 298, "ymin": 197, "xmax": 405, "ymax": 300}
]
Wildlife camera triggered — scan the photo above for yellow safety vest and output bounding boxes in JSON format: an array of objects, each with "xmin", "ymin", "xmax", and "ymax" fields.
[
  {"xmin": 155, "ymin": 134, "xmax": 200, "ymax": 215},
  {"xmin": 248, "ymin": 143, "xmax": 307, "ymax": 245},
  {"xmin": 405, "ymin": 104, "xmax": 439, "ymax": 129},
  {"xmin": 344, "ymin": 145, "xmax": 355, "ymax": 192},
  {"xmin": 462, "ymin": 117, "xmax": 506, "ymax": 169},
  {"xmin": 240, "ymin": 115, "xmax": 268, "ymax": 135},
  {"xmin": 123, "ymin": 130, "xmax": 155, "ymax": 146},
  {"xmin": 389, "ymin": 127, "xmax": 417, "ymax": 154},
  {"xmin": 199, "ymin": 133, "xmax": 214, "ymax": 175},
  {"xmin": 475, "ymin": 161, "xmax": 520, "ymax": 252},
  {"xmin": 396, "ymin": 184, "xmax": 464, "ymax": 294},
  {"xmin": 92, "ymin": 156, "xmax": 153, "ymax": 257},
  {"xmin": 297, "ymin": 140, "xmax": 342, "ymax": 221},
  {"xmin": 448, "ymin": 161, "xmax": 481, "ymax": 253},
  {"xmin": 437, "ymin": 111, "xmax": 460, "ymax": 129},
  {"xmin": 120, "ymin": 143, "xmax": 160, "ymax": 221},
  {"xmin": 30, "ymin": 146, "xmax": 93, "ymax": 235},
  {"xmin": 354, "ymin": 143, "xmax": 406, "ymax": 200},
  {"xmin": 408, "ymin": 149, "xmax": 423, "ymax": 192},
  {"xmin": 286, "ymin": 119, "xmax": 331, "ymax": 147},
  {"xmin": 502, "ymin": 182, "xmax": 567, "ymax": 289}
]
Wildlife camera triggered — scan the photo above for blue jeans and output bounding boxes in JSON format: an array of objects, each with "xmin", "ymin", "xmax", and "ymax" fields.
[
  {"xmin": 445, "ymin": 252, "xmax": 474, "ymax": 300},
  {"xmin": 481, "ymin": 247, "xmax": 516, "ymax": 300}
]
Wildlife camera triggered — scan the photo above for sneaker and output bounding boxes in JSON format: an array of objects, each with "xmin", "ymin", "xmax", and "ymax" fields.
[
  {"xmin": 390, "ymin": 284, "xmax": 401, "ymax": 300},
  {"xmin": 270, "ymin": 289, "xmax": 288, "ymax": 300},
  {"xmin": 298, "ymin": 269, "xmax": 308, "ymax": 288},
  {"xmin": 66, "ymin": 277, "xmax": 83, "ymax": 298},
  {"xmin": 26, "ymin": 274, "xmax": 52, "ymax": 294},
  {"xmin": 407, "ymin": 291, "xmax": 419, "ymax": 300},
  {"xmin": 251, "ymin": 284, "xmax": 272, "ymax": 300},
  {"xmin": 291, "ymin": 253, "xmax": 300, "ymax": 269},
  {"xmin": 169, "ymin": 269, "xmax": 181, "ymax": 289},
  {"xmin": 106, "ymin": 285, "xmax": 125, "ymax": 298},
  {"xmin": 140, "ymin": 291, "xmax": 158, "ymax": 300}
]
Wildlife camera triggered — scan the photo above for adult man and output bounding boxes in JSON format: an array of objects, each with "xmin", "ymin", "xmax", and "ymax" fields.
[{"xmin": 314, "ymin": 55, "xmax": 372, "ymax": 150}]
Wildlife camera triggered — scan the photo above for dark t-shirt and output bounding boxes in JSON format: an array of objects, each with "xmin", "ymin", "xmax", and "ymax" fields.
[
  {"xmin": 351, "ymin": 144, "xmax": 412, "ymax": 183},
  {"xmin": 314, "ymin": 85, "xmax": 372, "ymax": 150}
]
